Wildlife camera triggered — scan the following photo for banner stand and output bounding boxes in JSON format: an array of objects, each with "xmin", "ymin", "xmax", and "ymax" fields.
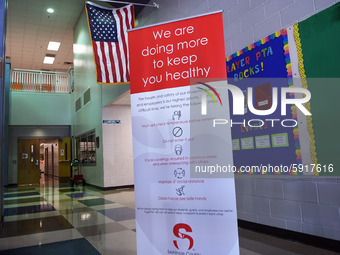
[{"xmin": 128, "ymin": 12, "xmax": 240, "ymax": 254}]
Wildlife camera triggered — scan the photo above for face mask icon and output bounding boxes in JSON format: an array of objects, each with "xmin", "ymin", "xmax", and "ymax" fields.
[{"xmin": 175, "ymin": 144, "xmax": 182, "ymax": 155}]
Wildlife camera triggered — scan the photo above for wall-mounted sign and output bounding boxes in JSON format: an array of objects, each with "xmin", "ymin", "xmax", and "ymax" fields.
[{"xmin": 103, "ymin": 120, "xmax": 121, "ymax": 124}]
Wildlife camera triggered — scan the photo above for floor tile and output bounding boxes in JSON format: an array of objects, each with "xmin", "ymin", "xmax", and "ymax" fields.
[
  {"xmin": 76, "ymin": 222, "xmax": 128, "ymax": 237},
  {"xmin": 240, "ymin": 248, "xmax": 262, "ymax": 255},
  {"xmin": 4, "ymin": 192, "xmax": 40, "ymax": 198},
  {"xmin": 58, "ymin": 188, "xmax": 80, "ymax": 193},
  {"xmin": 2, "ymin": 179, "xmax": 338, "ymax": 255},
  {"xmin": 238, "ymin": 228, "xmax": 340, "ymax": 255},
  {"xmin": 0, "ymin": 238, "xmax": 100, "ymax": 255},
  {"xmin": 66, "ymin": 193, "xmax": 95, "ymax": 199},
  {"xmin": 78, "ymin": 198, "xmax": 114, "ymax": 207},
  {"xmin": 63, "ymin": 210, "xmax": 113, "ymax": 228},
  {"xmin": 5, "ymin": 201, "xmax": 49, "ymax": 209},
  {"xmin": 103, "ymin": 189, "xmax": 135, "ymax": 209},
  {"xmin": 59, "ymin": 206, "xmax": 95, "ymax": 215},
  {"xmin": 59, "ymin": 183, "xmax": 72, "ymax": 188},
  {"xmin": 4, "ymin": 187, "xmax": 37, "ymax": 193},
  {"xmin": 51, "ymin": 197, "xmax": 74, "ymax": 203},
  {"xmin": 88, "ymin": 202, "xmax": 123, "ymax": 211},
  {"xmin": 118, "ymin": 219, "xmax": 136, "ymax": 230},
  {"xmin": 0, "ymin": 215, "xmax": 73, "ymax": 238},
  {"xmin": 4, "ymin": 210, "xmax": 60, "ymax": 222},
  {"xmin": 53, "ymin": 201, "xmax": 88, "ymax": 211},
  {"xmin": 86, "ymin": 230, "xmax": 137, "ymax": 255},
  {"xmin": 0, "ymin": 229, "xmax": 82, "ymax": 250},
  {"xmin": 4, "ymin": 204, "xmax": 56, "ymax": 216},
  {"xmin": 4, "ymin": 195, "xmax": 43, "ymax": 201},
  {"xmin": 97, "ymin": 207, "xmax": 135, "ymax": 221},
  {"xmin": 4, "ymin": 196, "xmax": 46, "ymax": 205}
]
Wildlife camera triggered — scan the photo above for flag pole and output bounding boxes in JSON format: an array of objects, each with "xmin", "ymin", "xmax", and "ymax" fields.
[{"xmin": 93, "ymin": 0, "xmax": 159, "ymax": 8}]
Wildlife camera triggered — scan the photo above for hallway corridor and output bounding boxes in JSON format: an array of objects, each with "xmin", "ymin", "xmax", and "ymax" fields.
[
  {"xmin": 0, "ymin": 180, "xmax": 137, "ymax": 254},
  {"xmin": 0, "ymin": 179, "xmax": 338, "ymax": 255}
]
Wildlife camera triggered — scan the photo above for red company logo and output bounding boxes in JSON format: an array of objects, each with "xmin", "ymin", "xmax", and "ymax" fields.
[{"xmin": 173, "ymin": 223, "xmax": 194, "ymax": 251}]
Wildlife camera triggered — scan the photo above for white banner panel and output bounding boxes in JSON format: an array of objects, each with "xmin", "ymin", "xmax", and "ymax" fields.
[{"xmin": 128, "ymin": 12, "xmax": 239, "ymax": 255}]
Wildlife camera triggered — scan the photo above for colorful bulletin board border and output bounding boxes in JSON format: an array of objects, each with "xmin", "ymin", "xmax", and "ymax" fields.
[
  {"xmin": 227, "ymin": 29, "xmax": 302, "ymax": 175},
  {"xmin": 293, "ymin": 23, "xmax": 318, "ymax": 175},
  {"xmin": 227, "ymin": 29, "xmax": 287, "ymax": 62}
]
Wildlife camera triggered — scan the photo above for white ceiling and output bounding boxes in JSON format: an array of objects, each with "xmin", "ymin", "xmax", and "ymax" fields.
[{"xmin": 6, "ymin": 0, "xmax": 86, "ymax": 72}]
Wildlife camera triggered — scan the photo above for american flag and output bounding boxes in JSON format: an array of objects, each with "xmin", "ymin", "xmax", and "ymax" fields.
[{"xmin": 85, "ymin": 2, "xmax": 134, "ymax": 84}]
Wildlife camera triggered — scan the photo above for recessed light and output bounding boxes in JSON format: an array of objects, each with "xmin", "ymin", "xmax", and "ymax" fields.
[
  {"xmin": 47, "ymin": 41, "xmax": 61, "ymax": 51},
  {"xmin": 43, "ymin": 56, "xmax": 55, "ymax": 64},
  {"xmin": 47, "ymin": 8, "xmax": 54, "ymax": 13}
]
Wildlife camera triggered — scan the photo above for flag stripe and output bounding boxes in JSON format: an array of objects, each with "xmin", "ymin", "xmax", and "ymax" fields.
[
  {"xmin": 123, "ymin": 7, "xmax": 131, "ymax": 80},
  {"xmin": 104, "ymin": 42, "xmax": 114, "ymax": 83},
  {"xmin": 95, "ymin": 41, "xmax": 106, "ymax": 83},
  {"xmin": 113, "ymin": 10, "xmax": 125, "ymax": 82},
  {"xmin": 92, "ymin": 41, "xmax": 103, "ymax": 83},
  {"xmin": 124, "ymin": 6, "xmax": 132, "ymax": 79},
  {"xmin": 125, "ymin": 6, "xmax": 133, "ymax": 80},
  {"xmin": 115, "ymin": 39, "xmax": 124, "ymax": 82},
  {"xmin": 111, "ymin": 41, "xmax": 121, "ymax": 82},
  {"xmin": 107, "ymin": 42, "xmax": 118, "ymax": 83},
  {"xmin": 99, "ymin": 42, "xmax": 110, "ymax": 82},
  {"xmin": 116, "ymin": 9, "xmax": 128, "ymax": 82}
]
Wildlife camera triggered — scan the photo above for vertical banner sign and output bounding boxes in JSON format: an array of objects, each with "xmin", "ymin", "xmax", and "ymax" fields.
[{"xmin": 129, "ymin": 12, "xmax": 239, "ymax": 254}]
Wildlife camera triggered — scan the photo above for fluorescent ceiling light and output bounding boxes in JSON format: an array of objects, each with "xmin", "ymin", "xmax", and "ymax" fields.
[
  {"xmin": 47, "ymin": 41, "xmax": 61, "ymax": 51},
  {"xmin": 43, "ymin": 56, "xmax": 55, "ymax": 64},
  {"xmin": 47, "ymin": 8, "xmax": 54, "ymax": 13}
]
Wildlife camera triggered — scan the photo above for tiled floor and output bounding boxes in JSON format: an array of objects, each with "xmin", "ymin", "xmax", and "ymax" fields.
[{"xmin": 0, "ymin": 177, "xmax": 338, "ymax": 255}]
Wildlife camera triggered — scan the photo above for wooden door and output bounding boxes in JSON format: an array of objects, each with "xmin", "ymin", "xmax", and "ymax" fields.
[
  {"xmin": 45, "ymin": 147, "xmax": 48, "ymax": 173},
  {"xmin": 18, "ymin": 139, "xmax": 40, "ymax": 185},
  {"xmin": 58, "ymin": 137, "xmax": 71, "ymax": 178},
  {"xmin": 52, "ymin": 144, "xmax": 55, "ymax": 177}
]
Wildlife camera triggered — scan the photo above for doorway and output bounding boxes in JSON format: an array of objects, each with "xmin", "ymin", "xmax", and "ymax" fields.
[
  {"xmin": 17, "ymin": 138, "xmax": 59, "ymax": 186},
  {"xmin": 17, "ymin": 139, "xmax": 40, "ymax": 185},
  {"xmin": 39, "ymin": 139, "xmax": 59, "ymax": 179},
  {"xmin": 17, "ymin": 137, "xmax": 71, "ymax": 186}
]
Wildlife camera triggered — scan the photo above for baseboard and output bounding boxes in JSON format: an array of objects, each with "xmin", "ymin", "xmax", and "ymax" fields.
[
  {"xmin": 238, "ymin": 220, "xmax": 339, "ymax": 252},
  {"xmin": 4, "ymin": 184, "xmax": 17, "ymax": 188},
  {"xmin": 58, "ymin": 177, "xmax": 71, "ymax": 182},
  {"xmin": 86, "ymin": 183, "xmax": 134, "ymax": 191}
]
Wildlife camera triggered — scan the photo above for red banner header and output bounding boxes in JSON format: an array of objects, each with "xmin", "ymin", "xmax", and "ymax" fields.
[{"xmin": 128, "ymin": 12, "xmax": 227, "ymax": 94}]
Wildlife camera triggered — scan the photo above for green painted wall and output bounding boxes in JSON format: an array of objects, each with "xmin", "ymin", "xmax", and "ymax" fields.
[
  {"xmin": 8, "ymin": 91, "xmax": 72, "ymax": 185},
  {"xmin": 72, "ymin": 8, "xmax": 130, "ymax": 187},
  {"xmin": 9, "ymin": 92, "xmax": 71, "ymax": 125}
]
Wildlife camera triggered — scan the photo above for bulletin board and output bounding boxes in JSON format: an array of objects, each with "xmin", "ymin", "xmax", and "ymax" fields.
[
  {"xmin": 226, "ymin": 29, "xmax": 301, "ymax": 174},
  {"xmin": 295, "ymin": 3, "xmax": 340, "ymax": 176}
]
